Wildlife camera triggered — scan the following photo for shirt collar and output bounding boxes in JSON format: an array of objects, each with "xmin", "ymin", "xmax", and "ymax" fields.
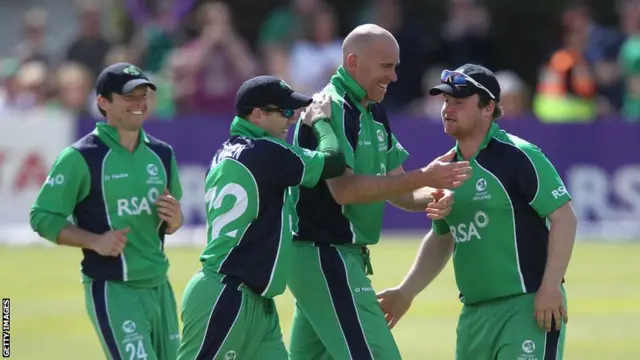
[
  {"xmin": 455, "ymin": 122, "xmax": 500, "ymax": 161},
  {"xmin": 93, "ymin": 122, "xmax": 149, "ymax": 150},
  {"xmin": 330, "ymin": 66, "xmax": 370, "ymax": 105},
  {"xmin": 229, "ymin": 116, "xmax": 272, "ymax": 138}
]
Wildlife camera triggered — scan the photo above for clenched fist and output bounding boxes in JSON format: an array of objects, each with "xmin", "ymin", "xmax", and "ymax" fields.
[{"xmin": 92, "ymin": 228, "xmax": 129, "ymax": 257}]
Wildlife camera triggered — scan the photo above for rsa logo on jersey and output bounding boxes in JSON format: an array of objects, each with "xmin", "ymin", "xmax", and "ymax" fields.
[{"xmin": 0, "ymin": 112, "xmax": 75, "ymax": 226}]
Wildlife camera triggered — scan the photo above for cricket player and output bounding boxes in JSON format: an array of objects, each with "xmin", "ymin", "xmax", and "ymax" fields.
[
  {"xmin": 30, "ymin": 62, "xmax": 184, "ymax": 360},
  {"xmin": 176, "ymin": 76, "xmax": 346, "ymax": 360},
  {"xmin": 287, "ymin": 24, "xmax": 473, "ymax": 360},
  {"xmin": 377, "ymin": 64, "xmax": 578, "ymax": 360}
]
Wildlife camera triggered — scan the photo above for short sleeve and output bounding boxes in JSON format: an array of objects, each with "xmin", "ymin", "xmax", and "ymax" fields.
[
  {"xmin": 285, "ymin": 145, "xmax": 326, "ymax": 187},
  {"xmin": 432, "ymin": 219, "xmax": 450, "ymax": 235},
  {"xmin": 517, "ymin": 144, "xmax": 571, "ymax": 217},
  {"xmin": 264, "ymin": 139, "xmax": 325, "ymax": 188},
  {"xmin": 29, "ymin": 147, "xmax": 90, "ymax": 242},
  {"xmin": 387, "ymin": 134, "xmax": 409, "ymax": 171}
]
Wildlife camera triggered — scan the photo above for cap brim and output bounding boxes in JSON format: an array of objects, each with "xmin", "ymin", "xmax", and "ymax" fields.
[
  {"xmin": 280, "ymin": 91, "xmax": 313, "ymax": 109},
  {"xmin": 120, "ymin": 79, "xmax": 157, "ymax": 94},
  {"xmin": 428, "ymin": 83, "xmax": 473, "ymax": 98}
]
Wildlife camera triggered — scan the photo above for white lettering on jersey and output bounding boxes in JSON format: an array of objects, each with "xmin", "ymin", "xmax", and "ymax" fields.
[
  {"xmin": 117, "ymin": 188, "xmax": 160, "ymax": 217},
  {"xmin": 551, "ymin": 185, "xmax": 568, "ymax": 199},
  {"xmin": 44, "ymin": 174, "xmax": 64, "ymax": 186},
  {"xmin": 450, "ymin": 211, "xmax": 490, "ymax": 243}
]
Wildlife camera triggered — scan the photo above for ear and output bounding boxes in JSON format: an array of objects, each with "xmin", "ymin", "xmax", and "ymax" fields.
[
  {"xmin": 248, "ymin": 108, "xmax": 262, "ymax": 124},
  {"xmin": 484, "ymin": 100, "xmax": 496, "ymax": 116},
  {"xmin": 346, "ymin": 53, "xmax": 358, "ymax": 70},
  {"xmin": 97, "ymin": 95, "xmax": 109, "ymax": 113}
]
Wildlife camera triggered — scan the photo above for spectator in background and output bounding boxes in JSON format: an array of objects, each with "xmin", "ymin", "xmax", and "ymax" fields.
[
  {"xmin": 128, "ymin": 0, "xmax": 177, "ymax": 74},
  {"xmin": 288, "ymin": 3, "xmax": 342, "ymax": 95},
  {"xmin": 409, "ymin": 66, "xmax": 448, "ymax": 120},
  {"xmin": 171, "ymin": 1, "xmax": 257, "ymax": 115},
  {"xmin": 440, "ymin": 0, "xmax": 496, "ymax": 70},
  {"xmin": 495, "ymin": 70, "xmax": 529, "ymax": 119},
  {"xmin": 51, "ymin": 62, "xmax": 93, "ymax": 116},
  {"xmin": 65, "ymin": 1, "xmax": 113, "ymax": 80},
  {"xmin": 263, "ymin": 44, "xmax": 293, "ymax": 85},
  {"xmin": 0, "ymin": 58, "xmax": 22, "ymax": 112},
  {"xmin": 533, "ymin": 23, "xmax": 598, "ymax": 123},
  {"xmin": 13, "ymin": 8, "xmax": 55, "ymax": 65},
  {"xmin": 619, "ymin": 0, "xmax": 640, "ymax": 123},
  {"xmin": 352, "ymin": 0, "xmax": 426, "ymax": 110},
  {"xmin": 14, "ymin": 61, "xmax": 54, "ymax": 111},
  {"xmin": 561, "ymin": 1, "xmax": 625, "ymax": 113},
  {"xmin": 257, "ymin": 0, "xmax": 321, "ymax": 53}
]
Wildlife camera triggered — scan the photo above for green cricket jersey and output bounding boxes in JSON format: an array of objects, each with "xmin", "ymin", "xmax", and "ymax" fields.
[
  {"xmin": 292, "ymin": 66, "xmax": 409, "ymax": 245},
  {"xmin": 201, "ymin": 117, "xmax": 330, "ymax": 299},
  {"xmin": 433, "ymin": 123, "xmax": 571, "ymax": 305},
  {"xmin": 30, "ymin": 122, "xmax": 183, "ymax": 287}
]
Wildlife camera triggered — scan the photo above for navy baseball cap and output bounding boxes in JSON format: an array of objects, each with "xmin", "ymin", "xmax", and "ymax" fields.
[
  {"xmin": 235, "ymin": 76, "xmax": 312, "ymax": 114},
  {"xmin": 429, "ymin": 64, "xmax": 501, "ymax": 102},
  {"xmin": 95, "ymin": 62, "xmax": 156, "ymax": 96}
]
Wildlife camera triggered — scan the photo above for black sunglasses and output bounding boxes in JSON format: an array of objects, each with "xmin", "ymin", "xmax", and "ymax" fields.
[{"xmin": 260, "ymin": 107, "xmax": 295, "ymax": 118}]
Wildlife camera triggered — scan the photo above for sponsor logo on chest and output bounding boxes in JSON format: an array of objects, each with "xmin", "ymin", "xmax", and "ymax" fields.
[
  {"xmin": 376, "ymin": 129, "xmax": 386, "ymax": 151},
  {"xmin": 146, "ymin": 163, "xmax": 164, "ymax": 185},
  {"xmin": 473, "ymin": 178, "xmax": 492, "ymax": 201}
]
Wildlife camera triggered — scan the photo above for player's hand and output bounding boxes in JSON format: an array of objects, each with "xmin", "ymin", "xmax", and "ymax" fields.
[
  {"xmin": 92, "ymin": 228, "xmax": 129, "ymax": 257},
  {"xmin": 301, "ymin": 92, "xmax": 332, "ymax": 126},
  {"xmin": 534, "ymin": 285, "xmax": 567, "ymax": 332},
  {"xmin": 421, "ymin": 150, "xmax": 472, "ymax": 189},
  {"xmin": 156, "ymin": 188, "xmax": 183, "ymax": 232},
  {"xmin": 425, "ymin": 189, "xmax": 454, "ymax": 220},
  {"xmin": 376, "ymin": 286, "xmax": 414, "ymax": 329}
]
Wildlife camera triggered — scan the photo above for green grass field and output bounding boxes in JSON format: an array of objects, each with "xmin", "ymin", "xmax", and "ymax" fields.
[{"xmin": 1, "ymin": 237, "xmax": 639, "ymax": 359}]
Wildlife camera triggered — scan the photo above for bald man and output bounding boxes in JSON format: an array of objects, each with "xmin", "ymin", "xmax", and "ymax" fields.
[{"xmin": 287, "ymin": 24, "xmax": 473, "ymax": 359}]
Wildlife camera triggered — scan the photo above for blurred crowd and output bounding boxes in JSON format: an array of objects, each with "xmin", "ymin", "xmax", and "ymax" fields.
[{"xmin": 1, "ymin": 0, "xmax": 640, "ymax": 123}]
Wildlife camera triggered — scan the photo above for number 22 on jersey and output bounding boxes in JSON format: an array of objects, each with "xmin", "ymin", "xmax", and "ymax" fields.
[{"xmin": 205, "ymin": 183, "xmax": 249, "ymax": 239}]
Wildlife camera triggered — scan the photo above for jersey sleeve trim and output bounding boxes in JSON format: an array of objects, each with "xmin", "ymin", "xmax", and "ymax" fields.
[
  {"xmin": 492, "ymin": 136, "xmax": 540, "ymax": 205},
  {"xmin": 261, "ymin": 138, "xmax": 306, "ymax": 186}
]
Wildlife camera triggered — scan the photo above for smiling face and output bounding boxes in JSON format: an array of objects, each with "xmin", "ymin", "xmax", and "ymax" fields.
[
  {"xmin": 251, "ymin": 105, "xmax": 299, "ymax": 140},
  {"xmin": 98, "ymin": 85, "xmax": 150, "ymax": 131},
  {"xmin": 346, "ymin": 36, "xmax": 399, "ymax": 103}
]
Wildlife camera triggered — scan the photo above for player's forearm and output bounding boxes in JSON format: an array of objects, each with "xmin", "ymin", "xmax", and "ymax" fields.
[
  {"xmin": 540, "ymin": 206, "xmax": 578, "ymax": 289},
  {"xmin": 399, "ymin": 231, "xmax": 454, "ymax": 298},
  {"xmin": 388, "ymin": 187, "xmax": 435, "ymax": 212},
  {"xmin": 57, "ymin": 224, "xmax": 101, "ymax": 250},
  {"xmin": 328, "ymin": 169, "xmax": 426, "ymax": 205},
  {"xmin": 30, "ymin": 208, "xmax": 74, "ymax": 244}
]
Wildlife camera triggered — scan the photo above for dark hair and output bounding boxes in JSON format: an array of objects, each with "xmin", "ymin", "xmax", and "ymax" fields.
[
  {"xmin": 97, "ymin": 92, "xmax": 112, "ymax": 118},
  {"xmin": 477, "ymin": 94, "xmax": 503, "ymax": 120}
]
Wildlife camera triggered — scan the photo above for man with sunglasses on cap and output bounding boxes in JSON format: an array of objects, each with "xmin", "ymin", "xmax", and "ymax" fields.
[
  {"xmin": 377, "ymin": 64, "xmax": 578, "ymax": 360},
  {"xmin": 30, "ymin": 62, "xmax": 184, "ymax": 359},
  {"xmin": 177, "ymin": 76, "xmax": 346, "ymax": 360}
]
